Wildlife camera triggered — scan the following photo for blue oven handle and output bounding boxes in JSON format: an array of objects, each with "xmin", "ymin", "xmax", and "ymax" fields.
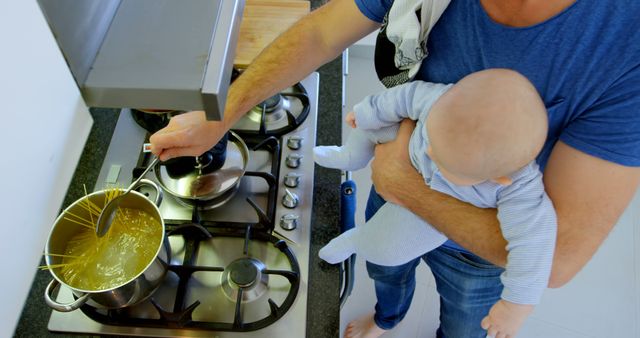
[
  {"xmin": 339, "ymin": 176, "xmax": 357, "ymax": 308},
  {"xmin": 340, "ymin": 179, "xmax": 357, "ymax": 233}
]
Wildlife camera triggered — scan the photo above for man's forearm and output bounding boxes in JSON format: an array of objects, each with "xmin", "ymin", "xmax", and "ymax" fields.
[
  {"xmin": 224, "ymin": 0, "xmax": 379, "ymax": 129},
  {"xmin": 395, "ymin": 171, "xmax": 508, "ymax": 266},
  {"xmin": 372, "ymin": 120, "xmax": 508, "ymax": 266},
  {"xmin": 223, "ymin": 13, "xmax": 339, "ymax": 128}
]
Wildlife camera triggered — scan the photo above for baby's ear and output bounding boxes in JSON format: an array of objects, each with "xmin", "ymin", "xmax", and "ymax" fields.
[{"xmin": 492, "ymin": 176, "xmax": 513, "ymax": 186}]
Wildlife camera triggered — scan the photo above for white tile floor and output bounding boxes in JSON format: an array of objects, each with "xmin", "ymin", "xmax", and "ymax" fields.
[{"xmin": 337, "ymin": 47, "xmax": 640, "ymax": 338}]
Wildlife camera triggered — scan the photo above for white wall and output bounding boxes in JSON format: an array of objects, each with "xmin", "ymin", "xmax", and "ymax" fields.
[
  {"xmin": 355, "ymin": 30, "xmax": 377, "ymax": 47},
  {"xmin": 0, "ymin": 1, "xmax": 93, "ymax": 336}
]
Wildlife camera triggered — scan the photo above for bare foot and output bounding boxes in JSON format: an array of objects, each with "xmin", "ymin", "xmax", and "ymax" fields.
[{"xmin": 344, "ymin": 313, "xmax": 387, "ymax": 338}]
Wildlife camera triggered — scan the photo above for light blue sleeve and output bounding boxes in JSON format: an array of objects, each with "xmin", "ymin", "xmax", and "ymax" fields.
[
  {"xmin": 353, "ymin": 81, "xmax": 452, "ymax": 130},
  {"xmin": 496, "ymin": 163, "xmax": 557, "ymax": 305}
]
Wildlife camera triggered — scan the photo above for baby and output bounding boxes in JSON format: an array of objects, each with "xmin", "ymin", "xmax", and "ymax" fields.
[{"xmin": 314, "ymin": 68, "xmax": 556, "ymax": 337}]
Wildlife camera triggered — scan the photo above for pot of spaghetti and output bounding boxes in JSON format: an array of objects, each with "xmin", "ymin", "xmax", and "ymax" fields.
[{"xmin": 43, "ymin": 179, "xmax": 169, "ymax": 312}]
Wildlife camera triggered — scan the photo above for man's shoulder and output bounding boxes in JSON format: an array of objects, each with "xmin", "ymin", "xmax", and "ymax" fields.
[{"xmin": 577, "ymin": 1, "xmax": 640, "ymax": 52}]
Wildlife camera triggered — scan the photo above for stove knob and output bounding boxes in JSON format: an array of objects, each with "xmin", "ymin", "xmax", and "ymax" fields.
[
  {"xmin": 280, "ymin": 214, "xmax": 299, "ymax": 231},
  {"xmin": 285, "ymin": 154, "xmax": 303, "ymax": 168},
  {"xmin": 282, "ymin": 188, "xmax": 299, "ymax": 208},
  {"xmin": 287, "ymin": 136, "xmax": 303, "ymax": 150},
  {"xmin": 284, "ymin": 172, "xmax": 301, "ymax": 188}
]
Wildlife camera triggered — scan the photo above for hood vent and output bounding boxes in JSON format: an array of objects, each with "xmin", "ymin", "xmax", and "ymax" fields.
[{"xmin": 38, "ymin": 0, "xmax": 244, "ymax": 120}]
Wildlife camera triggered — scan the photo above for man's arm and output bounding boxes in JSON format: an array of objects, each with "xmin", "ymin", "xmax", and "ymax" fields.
[
  {"xmin": 226, "ymin": 0, "xmax": 379, "ymax": 128},
  {"xmin": 151, "ymin": 0, "xmax": 380, "ymax": 160},
  {"xmin": 372, "ymin": 120, "xmax": 640, "ymax": 287},
  {"xmin": 542, "ymin": 141, "xmax": 640, "ymax": 286}
]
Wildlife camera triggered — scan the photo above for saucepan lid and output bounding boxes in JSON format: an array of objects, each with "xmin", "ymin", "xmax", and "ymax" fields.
[{"xmin": 154, "ymin": 131, "xmax": 249, "ymax": 201}]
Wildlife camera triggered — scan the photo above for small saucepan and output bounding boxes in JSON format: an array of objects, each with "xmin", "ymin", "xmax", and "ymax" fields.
[
  {"xmin": 162, "ymin": 132, "xmax": 229, "ymax": 178},
  {"xmin": 154, "ymin": 131, "xmax": 249, "ymax": 203},
  {"xmin": 44, "ymin": 179, "xmax": 169, "ymax": 312}
]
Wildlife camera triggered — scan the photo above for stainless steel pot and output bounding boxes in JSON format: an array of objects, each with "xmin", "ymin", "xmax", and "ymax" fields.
[
  {"xmin": 154, "ymin": 131, "xmax": 249, "ymax": 201},
  {"xmin": 44, "ymin": 179, "xmax": 169, "ymax": 312}
]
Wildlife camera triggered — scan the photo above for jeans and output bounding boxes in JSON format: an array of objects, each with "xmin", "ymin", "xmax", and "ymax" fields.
[{"xmin": 364, "ymin": 186, "xmax": 504, "ymax": 338}]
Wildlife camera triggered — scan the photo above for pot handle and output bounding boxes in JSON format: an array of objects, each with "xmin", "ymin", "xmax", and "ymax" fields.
[
  {"xmin": 44, "ymin": 279, "xmax": 90, "ymax": 312},
  {"xmin": 129, "ymin": 178, "xmax": 163, "ymax": 207}
]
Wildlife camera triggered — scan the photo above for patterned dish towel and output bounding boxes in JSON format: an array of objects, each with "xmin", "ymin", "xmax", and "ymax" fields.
[{"xmin": 375, "ymin": 0, "xmax": 450, "ymax": 87}]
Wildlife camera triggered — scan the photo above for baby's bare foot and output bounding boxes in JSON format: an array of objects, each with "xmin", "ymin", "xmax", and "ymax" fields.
[{"xmin": 344, "ymin": 313, "xmax": 387, "ymax": 338}]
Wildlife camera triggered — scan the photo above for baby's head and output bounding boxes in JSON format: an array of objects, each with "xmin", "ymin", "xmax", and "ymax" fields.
[{"xmin": 426, "ymin": 69, "xmax": 547, "ymax": 186}]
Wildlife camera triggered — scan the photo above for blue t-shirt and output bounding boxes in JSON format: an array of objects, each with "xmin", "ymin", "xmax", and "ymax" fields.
[
  {"xmin": 355, "ymin": 0, "xmax": 640, "ymax": 170},
  {"xmin": 355, "ymin": 0, "xmax": 640, "ymax": 252}
]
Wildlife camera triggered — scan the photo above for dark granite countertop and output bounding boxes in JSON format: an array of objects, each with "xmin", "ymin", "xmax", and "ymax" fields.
[{"xmin": 14, "ymin": 48, "xmax": 342, "ymax": 338}]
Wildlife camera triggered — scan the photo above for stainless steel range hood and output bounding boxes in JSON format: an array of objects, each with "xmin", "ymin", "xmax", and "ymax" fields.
[{"xmin": 38, "ymin": 0, "xmax": 244, "ymax": 120}]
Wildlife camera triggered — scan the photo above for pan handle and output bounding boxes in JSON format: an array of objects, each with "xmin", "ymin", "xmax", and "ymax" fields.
[
  {"xmin": 339, "ymin": 178, "xmax": 357, "ymax": 309},
  {"xmin": 340, "ymin": 179, "xmax": 357, "ymax": 233},
  {"xmin": 130, "ymin": 178, "xmax": 163, "ymax": 207},
  {"xmin": 44, "ymin": 279, "xmax": 90, "ymax": 312}
]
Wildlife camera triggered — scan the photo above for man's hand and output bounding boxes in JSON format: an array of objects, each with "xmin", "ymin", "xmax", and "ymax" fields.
[
  {"xmin": 370, "ymin": 119, "xmax": 423, "ymax": 206},
  {"xmin": 149, "ymin": 110, "xmax": 227, "ymax": 161}
]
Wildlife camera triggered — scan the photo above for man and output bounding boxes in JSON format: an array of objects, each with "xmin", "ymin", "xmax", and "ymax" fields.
[{"xmin": 150, "ymin": 0, "xmax": 640, "ymax": 337}]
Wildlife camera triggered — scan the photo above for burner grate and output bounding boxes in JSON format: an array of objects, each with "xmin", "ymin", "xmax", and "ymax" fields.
[
  {"xmin": 77, "ymin": 224, "xmax": 300, "ymax": 332},
  {"xmin": 47, "ymin": 73, "xmax": 318, "ymax": 338},
  {"xmin": 238, "ymin": 84, "xmax": 310, "ymax": 138},
  {"xmin": 82, "ymin": 130, "xmax": 302, "ymax": 332}
]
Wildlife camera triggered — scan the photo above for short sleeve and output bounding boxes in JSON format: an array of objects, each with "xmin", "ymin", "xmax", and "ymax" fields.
[
  {"xmin": 560, "ymin": 64, "xmax": 640, "ymax": 167},
  {"xmin": 354, "ymin": 0, "xmax": 393, "ymax": 23}
]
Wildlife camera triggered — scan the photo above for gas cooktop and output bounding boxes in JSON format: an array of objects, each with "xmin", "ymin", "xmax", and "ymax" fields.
[{"xmin": 47, "ymin": 73, "xmax": 319, "ymax": 337}]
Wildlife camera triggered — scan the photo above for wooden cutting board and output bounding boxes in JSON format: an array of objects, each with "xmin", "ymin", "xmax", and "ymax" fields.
[{"xmin": 233, "ymin": 0, "xmax": 310, "ymax": 68}]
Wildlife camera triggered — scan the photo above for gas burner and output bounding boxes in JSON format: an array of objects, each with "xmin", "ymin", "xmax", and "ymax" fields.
[
  {"xmin": 247, "ymin": 95, "xmax": 287, "ymax": 125},
  {"xmin": 233, "ymin": 83, "xmax": 310, "ymax": 138},
  {"xmin": 261, "ymin": 94, "xmax": 285, "ymax": 114},
  {"xmin": 221, "ymin": 258, "xmax": 268, "ymax": 303}
]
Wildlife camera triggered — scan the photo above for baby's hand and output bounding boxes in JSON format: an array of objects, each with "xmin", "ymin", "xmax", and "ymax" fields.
[
  {"xmin": 481, "ymin": 300, "xmax": 533, "ymax": 338},
  {"xmin": 346, "ymin": 112, "xmax": 357, "ymax": 128}
]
